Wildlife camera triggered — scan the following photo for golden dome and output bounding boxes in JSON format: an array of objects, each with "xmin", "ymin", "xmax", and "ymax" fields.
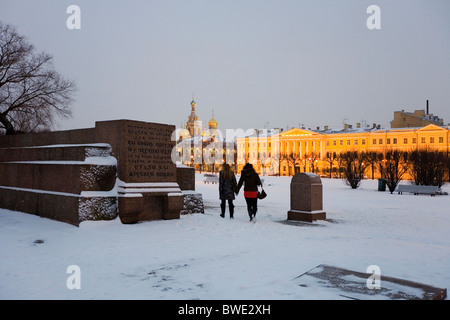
[{"xmin": 208, "ymin": 111, "xmax": 218, "ymax": 129}]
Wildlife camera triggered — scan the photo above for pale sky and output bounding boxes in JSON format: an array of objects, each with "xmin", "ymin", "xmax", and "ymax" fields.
[{"xmin": 1, "ymin": 0, "xmax": 450, "ymax": 132}]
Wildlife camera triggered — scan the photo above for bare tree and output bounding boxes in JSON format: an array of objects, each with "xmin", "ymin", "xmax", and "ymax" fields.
[
  {"xmin": 375, "ymin": 151, "xmax": 386, "ymax": 179},
  {"xmin": 340, "ymin": 150, "xmax": 368, "ymax": 189},
  {"xmin": 408, "ymin": 148, "xmax": 449, "ymax": 187},
  {"xmin": 324, "ymin": 151, "xmax": 337, "ymax": 178},
  {"xmin": 300, "ymin": 153, "xmax": 308, "ymax": 173},
  {"xmin": 281, "ymin": 152, "xmax": 299, "ymax": 176},
  {"xmin": 364, "ymin": 151, "xmax": 379, "ymax": 180},
  {"xmin": 307, "ymin": 152, "xmax": 319, "ymax": 174},
  {"xmin": 0, "ymin": 22, "xmax": 76, "ymax": 135},
  {"xmin": 384, "ymin": 149, "xmax": 408, "ymax": 193}
]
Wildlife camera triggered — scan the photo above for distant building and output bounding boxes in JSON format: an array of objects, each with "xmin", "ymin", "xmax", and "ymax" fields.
[
  {"xmin": 182, "ymin": 97, "xmax": 219, "ymax": 138},
  {"xmin": 177, "ymin": 98, "xmax": 236, "ymax": 172},
  {"xmin": 390, "ymin": 101, "xmax": 444, "ymax": 128}
]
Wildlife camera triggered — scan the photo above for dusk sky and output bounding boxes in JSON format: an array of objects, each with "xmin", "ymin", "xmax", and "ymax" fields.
[{"xmin": 2, "ymin": 0, "xmax": 449, "ymax": 132}]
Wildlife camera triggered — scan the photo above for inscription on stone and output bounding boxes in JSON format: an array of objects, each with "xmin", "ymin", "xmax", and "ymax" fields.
[{"xmin": 124, "ymin": 123, "xmax": 176, "ymax": 182}]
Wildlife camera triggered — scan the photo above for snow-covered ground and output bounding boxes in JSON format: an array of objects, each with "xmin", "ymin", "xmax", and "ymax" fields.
[{"xmin": 1, "ymin": 174, "xmax": 449, "ymax": 300}]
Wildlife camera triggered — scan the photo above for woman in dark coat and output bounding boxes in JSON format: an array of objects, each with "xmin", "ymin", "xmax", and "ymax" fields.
[
  {"xmin": 236, "ymin": 163, "xmax": 262, "ymax": 221},
  {"xmin": 219, "ymin": 163, "xmax": 237, "ymax": 218}
]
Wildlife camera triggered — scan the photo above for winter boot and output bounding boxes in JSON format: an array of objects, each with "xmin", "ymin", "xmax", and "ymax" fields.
[
  {"xmin": 220, "ymin": 202, "xmax": 225, "ymax": 218},
  {"xmin": 229, "ymin": 204, "xmax": 234, "ymax": 219}
]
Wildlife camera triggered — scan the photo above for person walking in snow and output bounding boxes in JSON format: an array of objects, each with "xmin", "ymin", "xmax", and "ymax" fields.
[
  {"xmin": 219, "ymin": 163, "xmax": 238, "ymax": 219},
  {"xmin": 236, "ymin": 163, "xmax": 262, "ymax": 221}
]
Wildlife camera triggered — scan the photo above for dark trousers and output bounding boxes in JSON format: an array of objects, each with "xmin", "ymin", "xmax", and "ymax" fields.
[
  {"xmin": 220, "ymin": 199, "xmax": 234, "ymax": 217},
  {"xmin": 245, "ymin": 197, "xmax": 258, "ymax": 219}
]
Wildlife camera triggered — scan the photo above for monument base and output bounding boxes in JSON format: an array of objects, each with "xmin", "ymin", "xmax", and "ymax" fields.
[{"xmin": 287, "ymin": 209, "xmax": 326, "ymax": 223}]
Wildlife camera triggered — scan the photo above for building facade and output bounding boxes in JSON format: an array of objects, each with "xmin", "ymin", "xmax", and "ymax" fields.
[{"xmin": 236, "ymin": 124, "xmax": 450, "ymax": 178}]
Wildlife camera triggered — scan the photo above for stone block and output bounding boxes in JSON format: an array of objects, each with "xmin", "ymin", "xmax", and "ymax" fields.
[
  {"xmin": 287, "ymin": 173, "xmax": 326, "ymax": 222},
  {"xmin": 180, "ymin": 191, "xmax": 205, "ymax": 215},
  {"xmin": 176, "ymin": 164, "xmax": 195, "ymax": 191},
  {"xmin": 0, "ymin": 144, "xmax": 111, "ymax": 162},
  {"xmin": 79, "ymin": 196, "xmax": 118, "ymax": 222},
  {"xmin": 118, "ymin": 195, "xmax": 145, "ymax": 224},
  {"xmin": 0, "ymin": 187, "xmax": 117, "ymax": 226},
  {"xmin": 0, "ymin": 162, "xmax": 116, "ymax": 194},
  {"xmin": 163, "ymin": 193, "xmax": 184, "ymax": 220}
]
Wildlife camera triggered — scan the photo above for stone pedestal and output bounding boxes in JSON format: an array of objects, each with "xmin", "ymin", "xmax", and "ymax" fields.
[{"xmin": 287, "ymin": 173, "xmax": 326, "ymax": 222}]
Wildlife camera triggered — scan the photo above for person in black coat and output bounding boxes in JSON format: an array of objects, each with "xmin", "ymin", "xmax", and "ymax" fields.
[
  {"xmin": 219, "ymin": 163, "xmax": 237, "ymax": 218},
  {"xmin": 236, "ymin": 163, "xmax": 262, "ymax": 221}
]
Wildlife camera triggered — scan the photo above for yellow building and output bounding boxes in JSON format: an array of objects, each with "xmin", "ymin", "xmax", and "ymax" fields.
[{"xmin": 237, "ymin": 124, "xmax": 450, "ymax": 178}]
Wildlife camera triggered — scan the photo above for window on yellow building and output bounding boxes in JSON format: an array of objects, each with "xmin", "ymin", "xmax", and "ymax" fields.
[
  {"xmin": 333, "ymin": 141, "xmax": 336, "ymax": 146},
  {"xmin": 354, "ymin": 140, "xmax": 358, "ymax": 145},
  {"xmin": 430, "ymin": 137, "xmax": 435, "ymax": 143},
  {"xmin": 326, "ymin": 141, "xmax": 330, "ymax": 146},
  {"xmin": 403, "ymin": 138, "xmax": 408, "ymax": 144},
  {"xmin": 393, "ymin": 138, "xmax": 397, "ymax": 144},
  {"xmin": 413, "ymin": 138, "xmax": 417, "ymax": 144},
  {"xmin": 421, "ymin": 137, "xmax": 426, "ymax": 143},
  {"xmin": 379, "ymin": 139, "xmax": 383, "ymax": 144},
  {"xmin": 439, "ymin": 137, "xmax": 444, "ymax": 143},
  {"xmin": 387, "ymin": 139, "xmax": 391, "ymax": 144},
  {"xmin": 362, "ymin": 139, "xmax": 366, "ymax": 145},
  {"xmin": 340, "ymin": 140, "xmax": 343, "ymax": 146},
  {"xmin": 347, "ymin": 140, "xmax": 351, "ymax": 145},
  {"xmin": 373, "ymin": 139, "xmax": 376, "ymax": 144}
]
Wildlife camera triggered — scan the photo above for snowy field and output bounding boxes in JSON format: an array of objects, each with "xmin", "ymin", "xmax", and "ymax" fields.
[{"xmin": 0, "ymin": 174, "xmax": 449, "ymax": 300}]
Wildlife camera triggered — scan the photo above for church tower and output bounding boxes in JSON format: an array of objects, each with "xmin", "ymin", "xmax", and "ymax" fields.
[{"xmin": 185, "ymin": 97, "xmax": 202, "ymax": 137}]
